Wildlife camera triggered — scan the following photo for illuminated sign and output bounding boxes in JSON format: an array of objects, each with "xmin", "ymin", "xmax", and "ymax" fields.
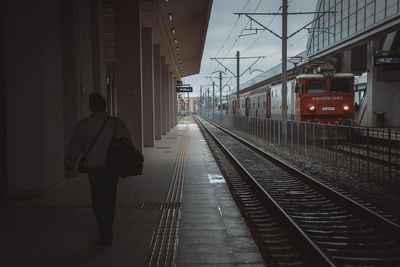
[
  {"xmin": 176, "ymin": 84, "xmax": 193, "ymax": 92},
  {"xmin": 374, "ymin": 56, "xmax": 400, "ymax": 66}
]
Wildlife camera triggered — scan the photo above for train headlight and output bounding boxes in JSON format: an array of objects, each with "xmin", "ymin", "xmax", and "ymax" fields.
[
  {"xmin": 343, "ymin": 104, "xmax": 350, "ymax": 112},
  {"xmin": 307, "ymin": 104, "xmax": 316, "ymax": 112}
]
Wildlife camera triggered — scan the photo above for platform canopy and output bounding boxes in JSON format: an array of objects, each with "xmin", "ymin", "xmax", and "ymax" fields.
[{"xmin": 105, "ymin": 0, "xmax": 213, "ymax": 79}]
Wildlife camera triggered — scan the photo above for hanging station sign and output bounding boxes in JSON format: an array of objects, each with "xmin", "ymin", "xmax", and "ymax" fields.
[{"xmin": 176, "ymin": 83, "xmax": 193, "ymax": 92}]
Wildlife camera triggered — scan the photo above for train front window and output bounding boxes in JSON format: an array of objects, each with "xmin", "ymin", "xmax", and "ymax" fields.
[
  {"xmin": 330, "ymin": 79, "xmax": 351, "ymax": 93},
  {"xmin": 305, "ymin": 80, "xmax": 326, "ymax": 94}
]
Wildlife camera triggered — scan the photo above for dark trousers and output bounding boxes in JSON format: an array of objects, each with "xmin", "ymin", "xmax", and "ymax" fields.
[{"xmin": 88, "ymin": 171, "xmax": 119, "ymax": 241}]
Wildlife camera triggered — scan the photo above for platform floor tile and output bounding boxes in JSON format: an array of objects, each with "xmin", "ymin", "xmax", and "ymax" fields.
[{"xmin": 176, "ymin": 119, "xmax": 264, "ymax": 266}]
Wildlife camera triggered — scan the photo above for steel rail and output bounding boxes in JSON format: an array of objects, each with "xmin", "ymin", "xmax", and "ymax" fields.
[
  {"xmin": 194, "ymin": 115, "xmax": 334, "ymax": 266},
  {"xmin": 199, "ymin": 115, "xmax": 400, "ymax": 242}
]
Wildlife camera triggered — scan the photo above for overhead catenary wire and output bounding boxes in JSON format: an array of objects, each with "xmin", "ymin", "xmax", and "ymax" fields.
[
  {"xmin": 206, "ymin": 0, "xmax": 252, "ymax": 81},
  {"xmin": 242, "ymin": 0, "xmax": 294, "ymax": 56},
  {"xmin": 207, "ymin": 0, "xmax": 316, "ymax": 97},
  {"xmin": 207, "ymin": 0, "xmax": 264, "ymax": 80}
]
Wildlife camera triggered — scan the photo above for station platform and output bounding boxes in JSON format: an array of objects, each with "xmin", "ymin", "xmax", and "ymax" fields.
[{"xmin": 0, "ymin": 116, "xmax": 264, "ymax": 267}]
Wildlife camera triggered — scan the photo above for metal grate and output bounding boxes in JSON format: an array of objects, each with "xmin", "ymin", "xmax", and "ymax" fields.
[{"xmin": 120, "ymin": 202, "xmax": 181, "ymax": 211}]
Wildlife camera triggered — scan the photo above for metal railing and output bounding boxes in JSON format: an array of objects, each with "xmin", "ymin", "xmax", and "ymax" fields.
[{"xmin": 199, "ymin": 111, "xmax": 400, "ymax": 185}]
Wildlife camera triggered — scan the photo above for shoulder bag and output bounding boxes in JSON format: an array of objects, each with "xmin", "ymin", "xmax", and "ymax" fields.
[{"xmin": 106, "ymin": 118, "xmax": 144, "ymax": 178}]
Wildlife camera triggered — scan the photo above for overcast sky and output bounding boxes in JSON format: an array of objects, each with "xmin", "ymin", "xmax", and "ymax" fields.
[{"xmin": 184, "ymin": 0, "xmax": 319, "ymax": 97}]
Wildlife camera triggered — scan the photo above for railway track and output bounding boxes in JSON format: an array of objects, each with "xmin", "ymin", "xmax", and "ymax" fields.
[
  {"xmin": 324, "ymin": 142, "xmax": 400, "ymax": 170},
  {"xmin": 195, "ymin": 115, "xmax": 400, "ymax": 266}
]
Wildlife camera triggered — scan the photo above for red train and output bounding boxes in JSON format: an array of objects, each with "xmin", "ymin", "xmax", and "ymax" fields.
[{"xmin": 228, "ymin": 69, "xmax": 355, "ymax": 125}]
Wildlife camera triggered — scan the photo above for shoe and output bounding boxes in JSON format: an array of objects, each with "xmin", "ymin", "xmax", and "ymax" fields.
[{"xmin": 96, "ymin": 239, "xmax": 112, "ymax": 247}]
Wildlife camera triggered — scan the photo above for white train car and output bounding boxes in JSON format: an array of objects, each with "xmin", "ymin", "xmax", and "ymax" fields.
[
  {"xmin": 269, "ymin": 80, "xmax": 296, "ymax": 120},
  {"xmin": 247, "ymin": 85, "xmax": 268, "ymax": 117}
]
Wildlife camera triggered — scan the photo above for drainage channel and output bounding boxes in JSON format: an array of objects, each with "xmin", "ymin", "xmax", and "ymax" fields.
[{"xmin": 145, "ymin": 126, "xmax": 188, "ymax": 267}]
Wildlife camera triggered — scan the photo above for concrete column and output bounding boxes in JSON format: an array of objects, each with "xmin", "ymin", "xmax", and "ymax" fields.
[
  {"xmin": 0, "ymin": 5, "xmax": 6, "ymax": 197},
  {"xmin": 153, "ymin": 45, "xmax": 162, "ymax": 140},
  {"xmin": 172, "ymin": 76, "xmax": 177, "ymax": 126},
  {"xmin": 115, "ymin": 0, "xmax": 143, "ymax": 151},
  {"xmin": 92, "ymin": 0, "xmax": 107, "ymax": 96},
  {"xmin": 340, "ymin": 49, "xmax": 351, "ymax": 73},
  {"xmin": 3, "ymin": 0, "xmax": 64, "ymax": 194},
  {"xmin": 165, "ymin": 66, "xmax": 170, "ymax": 132},
  {"xmin": 365, "ymin": 39, "xmax": 400, "ymax": 127},
  {"xmin": 160, "ymin": 57, "xmax": 167, "ymax": 135},
  {"xmin": 61, "ymin": 0, "xmax": 99, "ymax": 157},
  {"xmin": 169, "ymin": 72, "xmax": 174, "ymax": 129},
  {"xmin": 141, "ymin": 28, "xmax": 154, "ymax": 147},
  {"xmin": 75, "ymin": 0, "xmax": 95, "ymax": 118}
]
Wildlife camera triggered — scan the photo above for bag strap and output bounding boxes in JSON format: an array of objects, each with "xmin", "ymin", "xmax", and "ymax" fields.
[{"xmin": 82, "ymin": 117, "xmax": 109, "ymax": 158}]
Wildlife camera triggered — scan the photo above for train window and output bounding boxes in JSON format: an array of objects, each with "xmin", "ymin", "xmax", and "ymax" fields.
[
  {"xmin": 305, "ymin": 80, "xmax": 326, "ymax": 94},
  {"xmin": 295, "ymin": 82, "xmax": 303, "ymax": 94},
  {"xmin": 330, "ymin": 79, "xmax": 351, "ymax": 93}
]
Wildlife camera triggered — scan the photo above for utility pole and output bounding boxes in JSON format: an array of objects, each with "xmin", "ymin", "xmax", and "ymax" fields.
[
  {"xmin": 212, "ymin": 81, "xmax": 215, "ymax": 119},
  {"xmin": 206, "ymin": 72, "xmax": 232, "ymax": 116},
  {"xmin": 234, "ymin": 3, "xmax": 335, "ymax": 146},
  {"xmin": 219, "ymin": 71, "xmax": 223, "ymax": 114},
  {"xmin": 207, "ymin": 87, "xmax": 210, "ymax": 117},
  {"xmin": 200, "ymin": 84, "xmax": 213, "ymax": 113},
  {"xmin": 200, "ymin": 86, "xmax": 202, "ymax": 111},
  {"xmin": 236, "ymin": 51, "xmax": 240, "ymax": 115},
  {"xmin": 282, "ymin": 0, "xmax": 288, "ymax": 146},
  {"xmin": 211, "ymin": 53, "xmax": 265, "ymax": 117}
]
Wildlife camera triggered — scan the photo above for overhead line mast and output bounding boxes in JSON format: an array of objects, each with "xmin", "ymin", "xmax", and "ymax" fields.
[
  {"xmin": 206, "ymin": 71, "xmax": 233, "ymax": 117},
  {"xmin": 234, "ymin": 1, "xmax": 335, "ymax": 146},
  {"xmin": 211, "ymin": 54, "xmax": 266, "ymax": 116}
]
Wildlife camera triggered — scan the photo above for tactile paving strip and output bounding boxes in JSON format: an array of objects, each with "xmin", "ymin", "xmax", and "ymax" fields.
[
  {"xmin": 119, "ymin": 202, "xmax": 181, "ymax": 211},
  {"xmin": 145, "ymin": 126, "xmax": 188, "ymax": 267}
]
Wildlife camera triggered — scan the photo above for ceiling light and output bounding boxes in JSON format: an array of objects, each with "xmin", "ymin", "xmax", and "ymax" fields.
[
  {"xmin": 174, "ymin": 39, "xmax": 178, "ymax": 44},
  {"xmin": 177, "ymin": 53, "xmax": 181, "ymax": 58},
  {"xmin": 168, "ymin": 13, "xmax": 173, "ymax": 21},
  {"xmin": 171, "ymin": 28, "xmax": 176, "ymax": 34},
  {"xmin": 176, "ymin": 47, "xmax": 179, "ymax": 52}
]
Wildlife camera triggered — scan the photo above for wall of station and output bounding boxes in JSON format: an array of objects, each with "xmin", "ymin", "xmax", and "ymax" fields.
[
  {"xmin": 2, "ymin": 0, "xmax": 65, "ymax": 194},
  {"xmin": 0, "ymin": 0, "xmax": 182, "ymax": 197},
  {"xmin": 309, "ymin": 0, "xmax": 400, "ymax": 56},
  {"xmin": 363, "ymin": 39, "xmax": 400, "ymax": 127}
]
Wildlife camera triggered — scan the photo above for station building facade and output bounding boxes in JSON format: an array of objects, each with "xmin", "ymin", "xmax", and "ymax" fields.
[{"xmin": 0, "ymin": 0, "xmax": 212, "ymax": 197}]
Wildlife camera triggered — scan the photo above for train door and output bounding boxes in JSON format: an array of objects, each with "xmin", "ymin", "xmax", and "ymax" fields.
[
  {"xmin": 289, "ymin": 81, "xmax": 295, "ymax": 120},
  {"xmin": 266, "ymin": 91, "xmax": 271, "ymax": 118},
  {"xmin": 245, "ymin": 97, "xmax": 250, "ymax": 116},
  {"xmin": 232, "ymin": 100, "xmax": 236, "ymax": 114}
]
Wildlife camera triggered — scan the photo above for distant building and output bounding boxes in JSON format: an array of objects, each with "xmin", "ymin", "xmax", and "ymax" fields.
[
  {"xmin": 177, "ymin": 95, "xmax": 200, "ymax": 114},
  {"xmin": 189, "ymin": 97, "xmax": 200, "ymax": 113}
]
